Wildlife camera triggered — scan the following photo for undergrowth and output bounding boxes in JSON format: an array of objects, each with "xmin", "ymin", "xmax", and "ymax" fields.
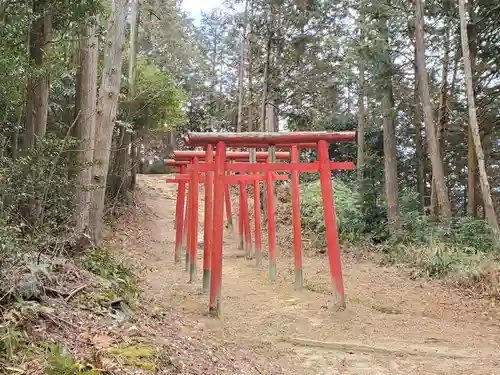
[
  {"xmin": 0, "ymin": 137, "xmax": 138, "ymax": 371},
  {"xmin": 82, "ymin": 247, "xmax": 138, "ymax": 306},
  {"xmin": 299, "ymin": 179, "xmax": 500, "ymax": 290}
]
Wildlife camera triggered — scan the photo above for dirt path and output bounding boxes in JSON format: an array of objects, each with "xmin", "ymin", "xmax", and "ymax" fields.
[{"xmin": 123, "ymin": 175, "xmax": 500, "ymax": 375}]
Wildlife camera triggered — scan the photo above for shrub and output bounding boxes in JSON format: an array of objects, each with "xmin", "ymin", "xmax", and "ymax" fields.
[
  {"xmin": 0, "ymin": 135, "xmax": 83, "ymax": 241},
  {"xmin": 298, "ymin": 178, "xmax": 499, "ymax": 282},
  {"xmin": 147, "ymin": 159, "xmax": 168, "ymax": 174},
  {"xmin": 0, "ymin": 135, "xmax": 88, "ymax": 299},
  {"xmin": 301, "ymin": 179, "xmax": 366, "ymax": 244}
]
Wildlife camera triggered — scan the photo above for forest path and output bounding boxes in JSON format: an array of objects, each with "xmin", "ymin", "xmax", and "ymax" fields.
[{"xmin": 123, "ymin": 175, "xmax": 500, "ymax": 375}]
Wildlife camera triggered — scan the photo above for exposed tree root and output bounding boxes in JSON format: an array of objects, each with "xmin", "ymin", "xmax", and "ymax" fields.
[{"xmin": 280, "ymin": 337, "xmax": 484, "ymax": 360}]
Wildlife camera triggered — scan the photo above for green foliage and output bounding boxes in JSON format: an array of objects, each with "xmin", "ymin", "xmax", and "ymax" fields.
[
  {"xmin": 299, "ymin": 177, "xmax": 499, "ymax": 280},
  {"xmin": 0, "ymin": 136, "xmax": 81, "ymax": 227},
  {"xmin": 43, "ymin": 343, "xmax": 103, "ymax": 375},
  {"xmin": 121, "ymin": 57, "xmax": 187, "ymax": 131},
  {"xmin": 0, "ymin": 136, "xmax": 87, "ymax": 264},
  {"xmin": 146, "ymin": 160, "xmax": 169, "ymax": 174},
  {"xmin": 83, "ymin": 247, "xmax": 137, "ymax": 301},
  {"xmin": 301, "ymin": 180, "xmax": 366, "ymax": 245},
  {"xmin": 0, "ymin": 323, "xmax": 25, "ymax": 359}
]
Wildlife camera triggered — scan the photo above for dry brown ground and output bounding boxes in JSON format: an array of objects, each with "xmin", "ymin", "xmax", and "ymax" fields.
[{"xmin": 112, "ymin": 174, "xmax": 500, "ymax": 375}]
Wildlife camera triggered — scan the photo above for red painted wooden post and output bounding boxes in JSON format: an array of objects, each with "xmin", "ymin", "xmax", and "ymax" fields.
[
  {"xmin": 189, "ymin": 157, "xmax": 199, "ymax": 283},
  {"xmin": 240, "ymin": 183, "xmax": 252, "ymax": 257},
  {"xmin": 184, "ymin": 183, "xmax": 190, "ymax": 272},
  {"xmin": 209, "ymin": 141, "xmax": 226, "ymax": 316},
  {"xmin": 266, "ymin": 155, "xmax": 277, "ymax": 281},
  {"xmin": 238, "ymin": 182, "xmax": 244, "ymax": 249},
  {"xmin": 174, "ymin": 165, "xmax": 187, "ymax": 263},
  {"xmin": 253, "ymin": 176, "xmax": 262, "ymax": 266},
  {"xmin": 225, "ymin": 184, "xmax": 233, "ymax": 231},
  {"xmin": 317, "ymin": 140, "xmax": 345, "ymax": 310},
  {"xmin": 251, "ymin": 151, "xmax": 263, "ymax": 267},
  {"xmin": 202, "ymin": 145, "xmax": 214, "ymax": 293},
  {"xmin": 291, "ymin": 145, "xmax": 303, "ymax": 289}
]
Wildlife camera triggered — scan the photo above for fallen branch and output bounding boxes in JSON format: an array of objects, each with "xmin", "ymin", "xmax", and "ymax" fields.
[
  {"xmin": 44, "ymin": 286, "xmax": 68, "ymax": 298},
  {"xmin": 65, "ymin": 284, "xmax": 88, "ymax": 302},
  {"xmin": 280, "ymin": 337, "xmax": 480, "ymax": 360},
  {"xmin": 41, "ymin": 310, "xmax": 78, "ymax": 329}
]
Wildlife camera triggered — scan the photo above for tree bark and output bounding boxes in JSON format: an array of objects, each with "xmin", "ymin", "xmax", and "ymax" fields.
[
  {"xmin": 130, "ymin": 133, "xmax": 138, "ymax": 189},
  {"xmin": 379, "ymin": 1, "xmax": 400, "ymax": 231},
  {"xmin": 248, "ymin": 41, "xmax": 253, "ymax": 132},
  {"xmin": 25, "ymin": 2, "xmax": 52, "ymax": 148},
  {"xmin": 236, "ymin": 0, "xmax": 249, "ymax": 133},
  {"xmin": 356, "ymin": 3, "xmax": 366, "ymax": 186},
  {"xmin": 117, "ymin": 0, "xmax": 139, "ymax": 194},
  {"xmin": 458, "ymin": 0, "xmax": 498, "ymax": 231},
  {"xmin": 35, "ymin": 8, "xmax": 52, "ymax": 138},
  {"xmin": 414, "ymin": 0, "xmax": 451, "ymax": 220},
  {"xmin": 466, "ymin": 2, "xmax": 477, "ymax": 217},
  {"xmin": 90, "ymin": 0, "xmax": 128, "ymax": 246},
  {"xmin": 74, "ymin": 21, "xmax": 99, "ymax": 234},
  {"xmin": 129, "ymin": 2, "xmax": 140, "ymax": 190},
  {"xmin": 259, "ymin": 35, "xmax": 271, "ymax": 132},
  {"xmin": 413, "ymin": 48, "xmax": 425, "ymax": 214},
  {"xmin": 431, "ymin": 22, "xmax": 450, "ymax": 216}
]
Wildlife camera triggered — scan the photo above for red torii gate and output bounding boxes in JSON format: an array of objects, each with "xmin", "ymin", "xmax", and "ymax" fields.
[
  {"xmin": 184, "ymin": 131, "xmax": 355, "ymax": 316},
  {"xmin": 166, "ymin": 150, "xmax": 290, "ymax": 293},
  {"xmin": 174, "ymin": 150, "xmax": 291, "ymax": 253}
]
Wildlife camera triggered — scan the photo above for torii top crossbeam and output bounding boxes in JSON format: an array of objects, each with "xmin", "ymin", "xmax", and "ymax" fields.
[
  {"xmin": 173, "ymin": 150, "xmax": 290, "ymax": 160},
  {"xmin": 185, "ymin": 131, "xmax": 356, "ymax": 147}
]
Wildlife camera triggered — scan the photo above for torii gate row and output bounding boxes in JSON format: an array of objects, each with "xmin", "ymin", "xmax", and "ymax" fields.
[
  {"xmin": 166, "ymin": 171, "xmax": 288, "ymax": 289},
  {"xmin": 173, "ymin": 150, "xmax": 291, "ymax": 255},
  {"xmin": 170, "ymin": 149, "xmax": 290, "ymax": 242},
  {"xmin": 166, "ymin": 151, "xmax": 288, "ymax": 231},
  {"xmin": 184, "ymin": 131, "xmax": 356, "ymax": 316},
  {"xmin": 165, "ymin": 151, "xmax": 290, "ymax": 290},
  {"xmin": 166, "ymin": 159, "xmax": 235, "ymax": 233}
]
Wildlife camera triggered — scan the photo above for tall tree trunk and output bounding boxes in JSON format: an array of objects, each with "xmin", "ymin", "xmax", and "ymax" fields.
[
  {"xmin": 236, "ymin": 0, "xmax": 249, "ymax": 133},
  {"xmin": 466, "ymin": 2, "xmax": 477, "ymax": 217},
  {"xmin": 90, "ymin": 0, "xmax": 128, "ymax": 246},
  {"xmin": 431, "ymin": 23, "xmax": 451, "ymax": 216},
  {"xmin": 260, "ymin": 35, "xmax": 271, "ymax": 132},
  {"xmin": 356, "ymin": 70, "xmax": 366, "ymax": 184},
  {"xmin": 35, "ymin": 8, "xmax": 52, "ymax": 138},
  {"xmin": 379, "ymin": 2, "xmax": 400, "ymax": 231},
  {"xmin": 129, "ymin": 3, "xmax": 140, "ymax": 190},
  {"xmin": 130, "ymin": 133, "xmax": 138, "ymax": 189},
  {"xmin": 74, "ymin": 21, "xmax": 99, "ymax": 234},
  {"xmin": 116, "ymin": 126, "xmax": 130, "ymax": 195},
  {"xmin": 356, "ymin": 3, "xmax": 366, "ymax": 187},
  {"xmin": 413, "ymin": 49, "xmax": 425, "ymax": 213},
  {"xmin": 415, "ymin": 0, "xmax": 452, "ymax": 220},
  {"xmin": 458, "ymin": 0, "xmax": 498, "ymax": 231},
  {"xmin": 25, "ymin": 3, "xmax": 52, "ymax": 148},
  {"xmin": 248, "ymin": 39, "xmax": 253, "ymax": 132},
  {"xmin": 117, "ymin": 0, "xmax": 139, "ymax": 194}
]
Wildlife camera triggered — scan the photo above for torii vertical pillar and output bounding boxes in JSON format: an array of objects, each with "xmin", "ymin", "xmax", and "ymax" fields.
[
  {"xmin": 291, "ymin": 145, "xmax": 303, "ymax": 289},
  {"xmin": 174, "ymin": 165, "xmax": 187, "ymax": 263},
  {"xmin": 202, "ymin": 145, "xmax": 214, "ymax": 293},
  {"xmin": 209, "ymin": 141, "xmax": 227, "ymax": 316},
  {"xmin": 317, "ymin": 140, "xmax": 345, "ymax": 309}
]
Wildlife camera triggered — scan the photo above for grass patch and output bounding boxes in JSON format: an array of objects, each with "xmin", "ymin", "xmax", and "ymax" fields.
[
  {"xmin": 380, "ymin": 240, "xmax": 500, "ymax": 293},
  {"xmin": 108, "ymin": 345, "xmax": 157, "ymax": 371},
  {"xmin": 82, "ymin": 247, "xmax": 137, "ymax": 303},
  {"xmin": 43, "ymin": 343, "xmax": 103, "ymax": 375},
  {"xmin": 0, "ymin": 322, "xmax": 25, "ymax": 359},
  {"xmin": 299, "ymin": 178, "xmax": 500, "ymax": 293}
]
